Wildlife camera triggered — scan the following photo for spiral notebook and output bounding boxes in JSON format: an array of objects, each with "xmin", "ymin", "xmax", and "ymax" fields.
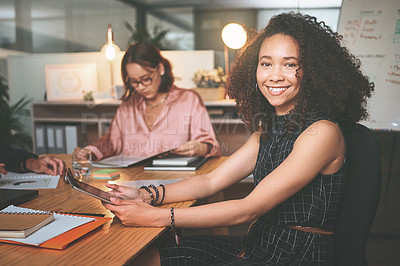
[
  {"xmin": 0, "ymin": 172, "xmax": 60, "ymax": 189},
  {"xmin": 0, "ymin": 205, "xmax": 95, "ymax": 246},
  {"xmin": 0, "ymin": 212, "xmax": 55, "ymax": 238}
]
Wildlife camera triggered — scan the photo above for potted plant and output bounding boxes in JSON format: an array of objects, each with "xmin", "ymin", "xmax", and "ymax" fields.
[
  {"xmin": 0, "ymin": 75, "xmax": 33, "ymax": 150},
  {"xmin": 124, "ymin": 21, "xmax": 172, "ymax": 50},
  {"xmin": 192, "ymin": 67, "xmax": 227, "ymax": 101}
]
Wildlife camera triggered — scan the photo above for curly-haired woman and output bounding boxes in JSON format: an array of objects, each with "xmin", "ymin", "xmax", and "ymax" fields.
[{"xmin": 103, "ymin": 13, "xmax": 374, "ymax": 265}]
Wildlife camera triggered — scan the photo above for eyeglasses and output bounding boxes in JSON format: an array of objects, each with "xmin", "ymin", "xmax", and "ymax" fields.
[{"xmin": 128, "ymin": 69, "xmax": 158, "ymax": 88}]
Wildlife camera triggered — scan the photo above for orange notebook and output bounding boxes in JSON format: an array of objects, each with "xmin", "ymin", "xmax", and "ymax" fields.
[{"xmin": 0, "ymin": 214, "xmax": 111, "ymax": 249}]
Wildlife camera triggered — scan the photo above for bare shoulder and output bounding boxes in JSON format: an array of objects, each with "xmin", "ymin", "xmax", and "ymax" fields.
[
  {"xmin": 296, "ymin": 119, "xmax": 345, "ymax": 174},
  {"xmin": 304, "ymin": 119, "xmax": 341, "ymax": 134},
  {"xmin": 297, "ymin": 119, "xmax": 344, "ymax": 147}
]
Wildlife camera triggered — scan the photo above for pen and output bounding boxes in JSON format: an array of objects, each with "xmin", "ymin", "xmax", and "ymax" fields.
[{"xmin": 58, "ymin": 212, "xmax": 105, "ymax": 217}]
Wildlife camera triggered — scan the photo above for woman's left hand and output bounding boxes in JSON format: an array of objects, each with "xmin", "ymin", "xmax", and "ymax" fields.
[
  {"xmin": 172, "ymin": 141, "xmax": 210, "ymax": 157},
  {"xmin": 0, "ymin": 163, "xmax": 7, "ymax": 176},
  {"xmin": 105, "ymin": 183, "xmax": 142, "ymax": 201},
  {"xmin": 103, "ymin": 197, "xmax": 166, "ymax": 227}
]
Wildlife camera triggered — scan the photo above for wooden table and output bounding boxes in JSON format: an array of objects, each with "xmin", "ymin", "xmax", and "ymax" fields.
[{"xmin": 0, "ymin": 155, "xmax": 226, "ymax": 265}]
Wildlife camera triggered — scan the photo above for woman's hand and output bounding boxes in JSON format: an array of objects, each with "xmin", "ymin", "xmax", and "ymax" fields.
[
  {"xmin": 0, "ymin": 163, "xmax": 7, "ymax": 176},
  {"xmin": 172, "ymin": 141, "xmax": 210, "ymax": 157},
  {"xmin": 105, "ymin": 183, "xmax": 142, "ymax": 201},
  {"xmin": 26, "ymin": 155, "xmax": 66, "ymax": 176},
  {"xmin": 103, "ymin": 198, "xmax": 167, "ymax": 227}
]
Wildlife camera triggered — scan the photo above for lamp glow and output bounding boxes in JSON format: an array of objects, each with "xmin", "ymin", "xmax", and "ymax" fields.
[
  {"xmin": 101, "ymin": 24, "xmax": 120, "ymax": 60},
  {"xmin": 221, "ymin": 23, "xmax": 247, "ymax": 50}
]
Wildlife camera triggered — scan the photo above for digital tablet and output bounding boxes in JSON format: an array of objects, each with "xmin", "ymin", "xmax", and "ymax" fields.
[{"xmin": 66, "ymin": 169, "xmax": 113, "ymax": 204}]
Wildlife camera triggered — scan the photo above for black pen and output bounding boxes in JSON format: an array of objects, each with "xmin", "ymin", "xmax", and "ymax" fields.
[{"xmin": 58, "ymin": 212, "xmax": 105, "ymax": 217}]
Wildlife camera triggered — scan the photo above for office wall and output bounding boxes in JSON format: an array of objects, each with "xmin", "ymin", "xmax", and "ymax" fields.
[
  {"xmin": 257, "ymin": 9, "xmax": 341, "ymax": 31},
  {"xmin": 194, "ymin": 9, "xmax": 257, "ymax": 69},
  {"xmin": 0, "ymin": 0, "xmax": 137, "ymax": 53},
  {"xmin": 7, "ymin": 50, "xmax": 215, "ymax": 137},
  {"xmin": 7, "ymin": 52, "xmax": 112, "ymax": 104}
]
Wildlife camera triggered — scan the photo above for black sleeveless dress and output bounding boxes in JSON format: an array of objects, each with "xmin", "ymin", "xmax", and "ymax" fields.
[
  {"xmin": 157, "ymin": 114, "xmax": 347, "ymax": 266},
  {"xmin": 241, "ymin": 114, "xmax": 347, "ymax": 265}
]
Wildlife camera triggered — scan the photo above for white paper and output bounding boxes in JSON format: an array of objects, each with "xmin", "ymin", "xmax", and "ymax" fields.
[
  {"xmin": 0, "ymin": 205, "xmax": 94, "ymax": 246},
  {"xmin": 0, "ymin": 172, "xmax": 60, "ymax": 189}
]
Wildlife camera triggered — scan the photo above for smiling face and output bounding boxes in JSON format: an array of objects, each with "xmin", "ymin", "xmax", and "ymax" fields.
[
  {"xmin": 125, "ymin": 62, "xmax": 165, "ymax": 100},
  {"xmin": 256, "ymin": 34, "xmax": 303, "ymax": 115}
]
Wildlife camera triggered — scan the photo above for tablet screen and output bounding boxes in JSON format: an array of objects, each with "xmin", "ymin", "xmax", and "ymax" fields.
[{"xmin": 66, "ymin": 169, "xmax": 112, "ymax": 204}]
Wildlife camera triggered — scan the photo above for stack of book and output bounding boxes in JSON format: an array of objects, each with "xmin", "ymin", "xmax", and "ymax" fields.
[
  {"xmin": 144, "ymin": 154, "xmax": 208, "ymax": 171},
  {"xmin": 92, "ymin": 169, "xmax": 120, "ymax": 179},
  {"xmin": 0, "ymin": 212, "xmax": 55, "ymax": 238},
  {"xmin": 0, "ymin": 205, "xmax": 111, "ymax": 249}
]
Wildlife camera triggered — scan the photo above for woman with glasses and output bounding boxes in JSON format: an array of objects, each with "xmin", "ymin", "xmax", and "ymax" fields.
[{"xmin": 81, "ymin": 42, "xmax": 220, "ymax": 161}]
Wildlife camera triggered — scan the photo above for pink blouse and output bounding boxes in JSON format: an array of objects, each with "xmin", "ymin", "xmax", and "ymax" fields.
[{"xmin": 86, "ymin": 86, "xmax": 221, "ymax": 160}]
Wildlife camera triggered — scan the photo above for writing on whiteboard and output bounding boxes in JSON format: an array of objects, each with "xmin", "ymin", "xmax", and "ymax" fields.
[
  {"xmin": 338, "ymin": 0, "xmax": 400, "ymax": 130},
  {"xmin": 357, "ymin": 54, "xmax": 385, "ymax": 58},
  {"xmin": 394, "ymin": 19, "xmax": 400, "ymax": 44},
  {"xmin": 342, "ymin": 10, "xmax": 384, "ymax": 45},
  {"xmin": 386, "ymin": 61, "xmax": 400, "ymax": 85}
]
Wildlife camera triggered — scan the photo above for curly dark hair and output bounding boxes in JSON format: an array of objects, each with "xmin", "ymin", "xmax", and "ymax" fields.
[
  {"xmin": 227, "ymin": 12, "xmax": 374, "ymax": 136},
  {"xmin": 120, "ymin": 42, "xmax": 174, "ymax": 100}
]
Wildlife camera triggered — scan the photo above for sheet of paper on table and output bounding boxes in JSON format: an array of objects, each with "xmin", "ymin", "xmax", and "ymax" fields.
[{"xmin": 0, "ymin": 172, "xmax": 60, "ymax": 189}]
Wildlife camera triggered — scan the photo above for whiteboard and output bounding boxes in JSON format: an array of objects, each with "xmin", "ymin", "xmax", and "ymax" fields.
[{"xmin": 337, "ymin": 0, "xmax": 400, "ymax": 130}]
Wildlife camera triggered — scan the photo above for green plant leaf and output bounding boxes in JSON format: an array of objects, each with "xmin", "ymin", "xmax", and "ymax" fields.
[
  {"xmin": 0, "ymin": 76, "xmax": 33, "ymax": 150},
  {"xmin": 124, "ymin": 21, "xmax": 172, "ymax": 50}
]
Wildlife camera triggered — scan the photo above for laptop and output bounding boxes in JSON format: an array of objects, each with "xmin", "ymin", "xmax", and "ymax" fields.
[{"xmin": 0, "ymin": 189, "xmax": 38, "ymax": 210}]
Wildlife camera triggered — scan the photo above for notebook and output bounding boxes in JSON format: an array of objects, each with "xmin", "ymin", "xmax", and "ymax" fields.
[
  {"xmin": 0, "ymin": 212, "xmax": 55, "ymax": 238},
  {"xmin": 92, "ymin": 149, "xmax": 171, "ymax": 168},
  {"xmin": 151, "ymin": 155, "xmax": 201, "ymax": 166},
  {"xmin": 93, "ymin": 155, "xmax": 150, "ymax": 168},
  {"xmin": 144, "ymin": 157, "xmax": 208, "ymax": 171},
  {"xmin": 0, "ymin": 205, "xmax": 95, "ymax": 247},
  {"xmin": 0, "ymin": 189, "xmax": 38, "ymax": 209}
]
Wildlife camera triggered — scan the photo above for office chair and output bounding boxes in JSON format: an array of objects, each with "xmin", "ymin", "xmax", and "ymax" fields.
[{"xmin": 335, "ymin": 123, "xmax": 381, "ymax": 266}]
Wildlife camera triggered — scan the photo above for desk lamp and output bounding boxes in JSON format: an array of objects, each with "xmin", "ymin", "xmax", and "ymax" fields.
[
  {"xmin": 101, "ymin": 24, "xmax": 120, "ymax": 99},
  {"xmin": 101, "ymin": 24, "xmax": 120, "ymax": 60},
  {"xmin": 221, "ymin": 23, "xmax": 247, "ymax": 76}
]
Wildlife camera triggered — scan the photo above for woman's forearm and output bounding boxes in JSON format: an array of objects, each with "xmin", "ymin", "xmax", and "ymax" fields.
[
  {"xmin": 172, "ymin": 198, "xmax": 260, "ymax": 228},
  {"xmin": 160, "ymin": 173, "xmax": 217, "ymax": 203}
]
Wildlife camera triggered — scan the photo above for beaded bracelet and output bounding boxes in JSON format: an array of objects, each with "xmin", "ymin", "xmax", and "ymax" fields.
[
  {"xmin": 148, "ymin": 184, "xmax": 159, "ymax": 205},
  {"xmin": 159, "ymin": 184, "xmax": 165, "ymax": 205},
  {"xmin": 139, "ymin": 185, "xmax": 155, "ymax": 205},
  {"xmin": 170, "ymin": 207, "xmax": 180, "ymax": 246}
]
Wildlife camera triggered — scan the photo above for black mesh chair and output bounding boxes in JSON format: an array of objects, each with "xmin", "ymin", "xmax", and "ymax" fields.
[{"xmin": 335, "ymin": 123, "xmax": 381, "ymax": 266}]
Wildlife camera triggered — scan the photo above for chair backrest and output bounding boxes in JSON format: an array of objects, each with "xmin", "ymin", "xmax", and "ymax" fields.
[{"xmin": 334, "ymin": 123, "xmax": 381, "ymax": 266}]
